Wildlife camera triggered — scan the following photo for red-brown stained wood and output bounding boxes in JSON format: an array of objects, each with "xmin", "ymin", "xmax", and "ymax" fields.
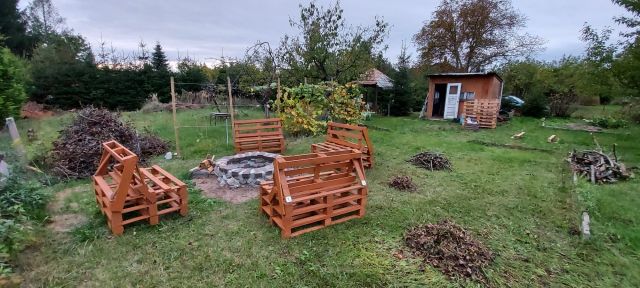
[
  {"xmin": 233, "ymin": 118, "xmax": 285, "ymax": 153},
  {"xmin": 464, "ymin": 100, "xmax": 499, "ymax": 129},
  {"xmin": 259, "ymin": 149, "xmax": 368, "ymax": 238},
  {"xmin": 311, "ymin": 122, "xmax": 374, "ymax": 168},
  {"xmin": 92, "ymin": 140, "xmax": 188, "ymax": 235}
]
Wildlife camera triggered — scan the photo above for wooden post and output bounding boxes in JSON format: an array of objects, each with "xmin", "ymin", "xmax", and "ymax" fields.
[
  {"xmin": 277, "ymin": 76, "xmax": 281, "ymax": 101},
  {"xmin": 227, "ymin": 76, "xmax": 235, "ymax": 137},
  {"xmin": 170, "ymin": 77, "xmax": 181, "ymax": 157},
  {"xmin": 5, "ymin": 117, "xmax": 26, "ymax": 158}
]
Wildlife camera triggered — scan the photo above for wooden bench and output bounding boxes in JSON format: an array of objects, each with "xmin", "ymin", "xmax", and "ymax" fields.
[
  {"xmin": 233, "ymin": 118, "xmax": 285, "ymax": 153},
  {"xmin": 311, "ymin": 122, "xmax": 374, "ymax": 168},
  {"xmin": 259, "ymin": 149, "xmax": 368, "ymax": 238},
  {"xmin": 92, "ymin": 140, "xmax": 188, "ymax": 235}
]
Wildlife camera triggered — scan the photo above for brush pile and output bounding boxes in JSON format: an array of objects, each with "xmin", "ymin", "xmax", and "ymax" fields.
[
  {"xmin": 568, "ymin": 150, "xmax": 632, "ymax": 184},
  {"xmin": 405, "ymin": 220, "xmax": 494, "ymax": 284},
  {"xmin": 388, "ymin": 175, "xmax": 416, "ymax": 192},
  {"xmin": 408, "ymin": 152, "xmax": 452, "ymax": 171},
  {"xmin": 50, "ymin": 107, "xmax": 169, "ymax": 179}
]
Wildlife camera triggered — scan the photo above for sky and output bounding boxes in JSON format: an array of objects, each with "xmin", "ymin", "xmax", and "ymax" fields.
[{"xmin": 20, "ymin": 0, "xmax": 632, "ymax": 66}]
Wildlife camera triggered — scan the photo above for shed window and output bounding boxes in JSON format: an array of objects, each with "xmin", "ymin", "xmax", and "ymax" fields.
[{"xmin": 460, "ymin": 92, "xmax": 475, "ymax": 101}]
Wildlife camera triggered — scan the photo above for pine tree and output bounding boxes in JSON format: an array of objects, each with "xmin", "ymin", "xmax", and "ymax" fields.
[
  {"xmin": 151, "ymin": 42, "xmax": 169, "ymax": 72},
  {"xmin": 390, "ymin": 43, "xmax": 413, "ymax": 116}
]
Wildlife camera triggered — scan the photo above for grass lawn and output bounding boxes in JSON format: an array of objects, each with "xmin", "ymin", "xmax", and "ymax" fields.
[{"xmin": 3, "ymin": 107, "xmax": 639, "ymax": 287}]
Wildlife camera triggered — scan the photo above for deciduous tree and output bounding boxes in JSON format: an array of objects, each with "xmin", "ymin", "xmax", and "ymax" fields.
[
  {"xmin": 279, "ymin": 1, "xmax": 388, "ymax": 83},
  {"xmin": 413, "ymin": 0, "xmax": 543, "ymax": 72}
]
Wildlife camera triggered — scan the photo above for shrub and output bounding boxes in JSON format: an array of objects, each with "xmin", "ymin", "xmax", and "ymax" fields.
[
  {"xmin": 592, "ymin": 116, "xmax": 628, "ymax": 129},
  {"xmin": 548, "ymin": 90, "xmax": 578, "ymax": 117},
  {"xmin": 620, "ymin": 98, "xmax": 640, "ymax": 124},
  {"xmin": 0, "ymin": 174, "xmax": 49, "ymax": 275},
  {"xmin": 0, "ymin": 47, "xmax": 27, "ymax": 120},
  {"xmin": 273, "ymin": 83, "xmax": 364, "ymax": 136},
  {"xmin": 521, "ymin": 93, "xmax": 548, "ymax": 118}
]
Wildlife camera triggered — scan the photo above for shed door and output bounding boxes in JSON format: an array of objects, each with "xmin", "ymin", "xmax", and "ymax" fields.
[{"xmin": 443, "ymin": 83, "xmax": 462, "ymax": 119}]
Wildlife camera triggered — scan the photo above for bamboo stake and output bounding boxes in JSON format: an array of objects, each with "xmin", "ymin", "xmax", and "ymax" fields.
[{"xmin": 170, "ymin": 77, "xmax": 181, "ymax": 157}]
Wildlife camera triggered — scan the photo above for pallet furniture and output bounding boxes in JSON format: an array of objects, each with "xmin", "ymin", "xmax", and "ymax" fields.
[
  {"xmin": 311, "ymin": 122, "xmax": 374, "ymax": 168},
  {"xmin": 233, "ymin": 118, "xmax": 285, "ymax": 153},
  {"xmin": 463, "ymin": 100, "xmax": 500, "ymax": 129},
  {"xmin": 92, "ymin": 140, "xmax": 187, "ymax": 235},
  {"xmin": 259, "ymin": 149, "xmax": 368, "ymax": 238}
]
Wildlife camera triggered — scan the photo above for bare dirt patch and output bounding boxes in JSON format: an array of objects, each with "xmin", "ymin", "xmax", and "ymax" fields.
[
  {"xmin": 404, "ymin": 219, "xmax": 494, "ymax": 285},
  {"xmin": 193, "ymin": 176, "xmax": 259, "ymax": 204},
  {"xmin": 46, "ymin": 186, "xmax": 90, "ymax": 233},
  {"xmin": 48, "ymin": 186, "xmax": 85, "ymax": 212},
  {"xmin": 46, "ymin": 213, "xmax": 88, "ymax": 232}
]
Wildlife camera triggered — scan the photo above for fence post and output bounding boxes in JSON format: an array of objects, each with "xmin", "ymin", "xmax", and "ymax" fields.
[
  {"xmin": 170, "ymin": 77, "xmax": 181, "ymax": 157},
  {"xmin": 5, "ymin": 117, "xmax": 26, "ymax": 158},
  {"xmin": 227, "ymin": 76, "xmax": 235, "ymax": 127}
]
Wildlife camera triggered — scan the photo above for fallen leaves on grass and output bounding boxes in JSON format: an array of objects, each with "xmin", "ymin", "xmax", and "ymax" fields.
[
  {"xmin": 404, "ymin": 219, "xmax": 494, "ymax": 284},
  {"xmin": 388, "ymin": 175, "xmax": 417, "ymax": 192},
  {"xmin": 408, "ymin": 152, "xmax": 452, "ymax": 171}
]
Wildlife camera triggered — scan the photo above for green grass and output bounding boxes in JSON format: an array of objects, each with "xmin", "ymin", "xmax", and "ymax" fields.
[{"xmin": 4, "ymin": 106, "xmax": 640, "ymax": 287}]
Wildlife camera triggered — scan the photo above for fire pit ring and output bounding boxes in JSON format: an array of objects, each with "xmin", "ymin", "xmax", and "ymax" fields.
[{"xmin": 214, "ymin": 152, "xmax": 279, "ymax": 188}]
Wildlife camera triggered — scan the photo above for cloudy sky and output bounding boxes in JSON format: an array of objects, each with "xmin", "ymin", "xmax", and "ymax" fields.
[{"xmin": 21, "ymin": 0, "xmax": 632, "ymax": 65}]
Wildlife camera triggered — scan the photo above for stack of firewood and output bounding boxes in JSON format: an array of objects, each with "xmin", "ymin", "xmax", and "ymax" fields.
[{"xmin": 568, "ymin": 150, "xmax": 632, "ymax": 184}]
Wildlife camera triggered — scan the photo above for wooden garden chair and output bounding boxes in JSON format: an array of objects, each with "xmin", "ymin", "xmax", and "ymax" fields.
[
  {"xmin": 259, "ymin": 149, "xmax": 368, "ymax": 238},
  {"xmin": 311, "ymin": 122, "xmax": 374, "ymax": 168},
  {"xmin": 93, "ymin": 140, "xmax": 188, "ymax": 235},
  {"xmin": 233, "ymin": 118, "xmax": 285, "ymax": 153}
]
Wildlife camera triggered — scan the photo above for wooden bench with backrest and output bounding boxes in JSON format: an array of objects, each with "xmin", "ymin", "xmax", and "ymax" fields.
[
  {"xmin": 93, "ymin": 140, "xmax": 188, "ymax": 235},
  {"xmin": 233, "ymin": 118, "xmax": 285, "ymax": 153},
  {"xmin": 259, "ymin": 149, "xmax": 368, "ymax": 238},
  {"xmin": 311, "ymin": 122, "xmax": 374, "ymax": 168}
]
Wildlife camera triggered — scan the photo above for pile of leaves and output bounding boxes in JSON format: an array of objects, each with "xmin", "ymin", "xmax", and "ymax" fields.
[
  {"xmin": 408, "ymin": 152, "xmax": 452, "ymax": 171},
  {"xmin": 568, "ymin": 150, "xmax": 633, "ymax": 184},
  {"xmin": 388, "ymin": 175, "xmax": 416, "ymax": 192},
  {"xmin": 50, "ymin": 107, "xmax": 169, "ymax": 179},
  {"xmin": 405, "ymin": 220, "xmax": 494, "ymax": 284}
]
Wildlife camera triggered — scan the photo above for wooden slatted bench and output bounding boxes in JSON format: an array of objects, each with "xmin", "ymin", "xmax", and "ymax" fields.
[
  {"xmin": 233, "ymin": 118, "xmax": 285, "ymax": 153},
  {"xmin": 93, "ymin": 140, "xmax": 188, "ymax": 235},
  {"xmin": 259, "ymin": 149, "xmax": 368, "ymax": 238},
  {"xmin": 311, "ymin": 122, "xmax": 374, "ymax": 168}
]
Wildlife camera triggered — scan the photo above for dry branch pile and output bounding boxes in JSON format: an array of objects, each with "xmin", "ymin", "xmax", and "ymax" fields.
[
  {"xmin": 405, "ymin": 220, "xmax": 494, "ymax": 284},
  {"xmin": 408, "ymin": 152, "xmax": 452, "ymax": 171},
  {"xmin": 388, "ymin": 175, "xmax": 417, "ymax": 192},
  {"xmin": 50, "ymin": 107, "xmax": 169, "ymax": 179},
  {"xmin": 568, "ymin": 150, "xmax": 632, "ymax": 184}
]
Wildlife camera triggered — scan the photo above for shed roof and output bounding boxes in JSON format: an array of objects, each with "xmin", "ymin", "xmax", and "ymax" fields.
[
  {"xmin": 428, "ymin": 72, "xmax": 503, "ymax": 82},
  {"xmin": 357, "ymin": 68, "xmax": 394, "ymax": 89}
]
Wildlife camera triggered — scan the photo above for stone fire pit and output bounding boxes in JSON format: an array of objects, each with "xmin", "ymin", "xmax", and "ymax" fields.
[{"xmin": 214, "ymin": 152, "xmax": 279, "ymax": 188}]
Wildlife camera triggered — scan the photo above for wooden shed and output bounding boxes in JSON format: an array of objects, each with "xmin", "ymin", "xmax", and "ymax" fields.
[{"xmin": 421, "ymin": 72, "xmax": 503, "ymax": 120}]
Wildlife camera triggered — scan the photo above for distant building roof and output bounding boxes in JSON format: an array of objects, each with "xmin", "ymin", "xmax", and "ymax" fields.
[
  {"xmin": 357, "ymin": 68, "xmax": 394, "ymax": 89},
  {"xmin": 428, "ymin": 72, "xmax": 503, "ymax": 82}
]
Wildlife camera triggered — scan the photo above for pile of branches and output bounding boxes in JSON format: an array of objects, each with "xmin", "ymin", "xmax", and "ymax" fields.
[
  {"xmin": 50, "ymin": 107, "xmax": 169, "ymax": 179},
  {"xmin": 408, "ymin": 152, "xmax": 452, "ymax": 171},
  {"xmin": 388, "ymin": 175, "xmax": 417, "ymax": 192},
  {"xmin": 568, "ymin": 150, "xmax": 632, "ymax": 184},
  {"xmin": 405, "ymin": 219, "xmax": 494, "ymax": 284}
]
